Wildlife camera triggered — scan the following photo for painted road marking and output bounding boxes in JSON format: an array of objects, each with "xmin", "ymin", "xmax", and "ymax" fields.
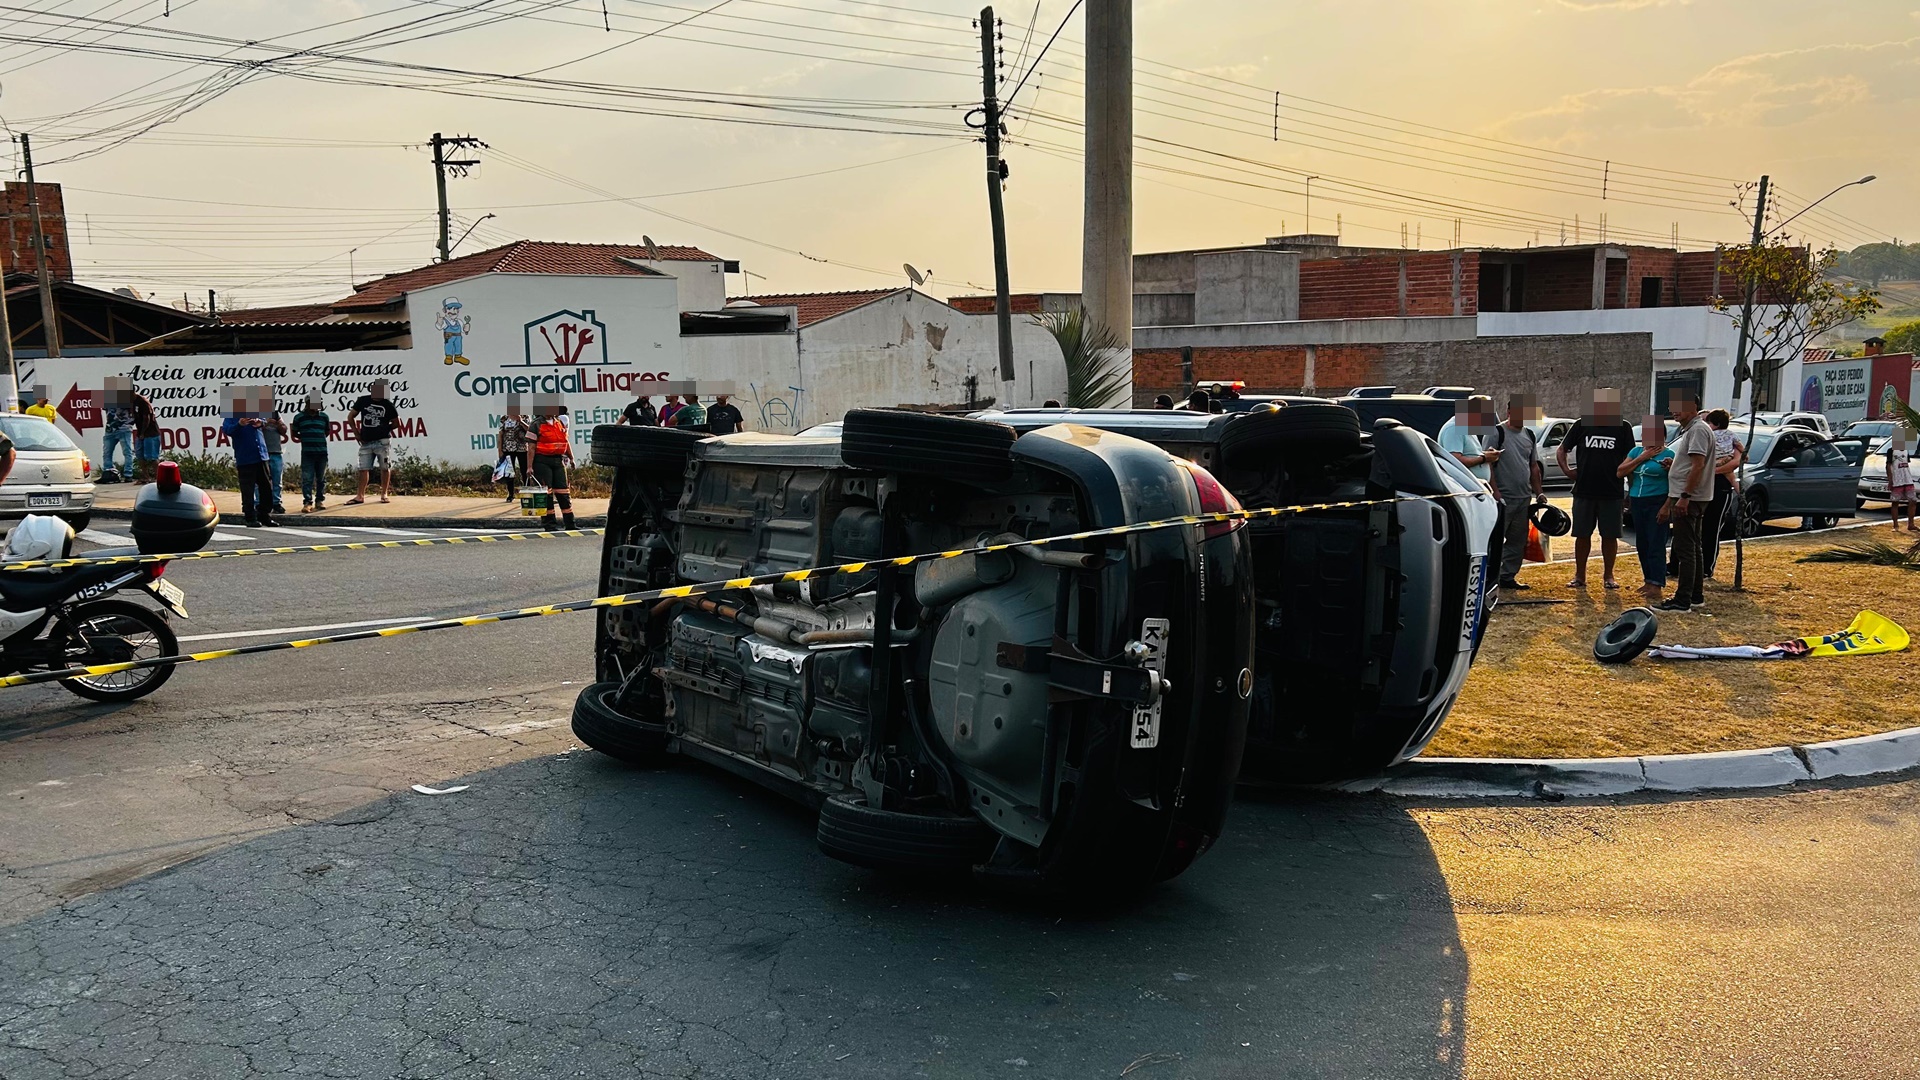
[
  {"xmin": 334, "ymin": 526, "xmax": 427, "ymax": 537},
  {"xmin": 254, "ymin": 525, "xmax": 348, "ymax": 539},
  {"xmin": 210, "ymin": 531, "xmax": 254, "ymax": 543},
  {"xmin": 177, "ymin": 616, "xmax": 433, "ymax": 643},
  {"xmin": 78, "ymin": 529, "xmax": 132, "ymax": 546}
]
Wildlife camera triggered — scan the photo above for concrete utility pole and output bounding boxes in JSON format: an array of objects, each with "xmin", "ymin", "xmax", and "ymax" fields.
[
  {"xmin": 18, "ymin": 134, "xmax": 60, "ymax": 358},
  {"xmin": 979, "ymin": 7, "xmax": 1016, "ymax": 383},
  {"xmin": 1081, "ymin": 0, "xmax": 1131, "ymax": 349},
  {"xmin": 430, "ymin": 132, "xmax": 485, "ymax": 263}
]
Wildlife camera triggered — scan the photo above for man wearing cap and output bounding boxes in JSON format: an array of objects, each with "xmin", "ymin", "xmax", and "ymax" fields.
[{"xmin": 347, "ymin": 379, "xmax": 400, "ymax": 505}]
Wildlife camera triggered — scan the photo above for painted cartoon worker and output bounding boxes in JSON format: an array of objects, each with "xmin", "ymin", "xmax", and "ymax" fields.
[{"xmin": 437, "ymin": 296, "xmax": 470, "ymax": 366}]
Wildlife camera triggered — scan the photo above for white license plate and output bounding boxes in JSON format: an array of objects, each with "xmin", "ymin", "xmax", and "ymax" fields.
[
  {"xmin": 25, "ymin": 494, "xmax": 64, "ymax": 508},
  {"xmin": 145, "ymin": 578, "xmax": 188, "ymax": 617},
  {"xmin": 1129, "ymin": 617, "xmax": 1171, "ymax": 749},
  {"xmin": 1462, "ymin": 556, "xmax": 1489, "ymax": 647}
]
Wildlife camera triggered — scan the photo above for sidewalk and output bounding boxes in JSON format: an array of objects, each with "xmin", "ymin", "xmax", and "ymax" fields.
[{"xmin": 90, "ymin": 483, "xmax": 610, "ymax": 530}]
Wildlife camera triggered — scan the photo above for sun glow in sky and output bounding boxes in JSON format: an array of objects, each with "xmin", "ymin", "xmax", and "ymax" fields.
[{"xmin": 1, "ymin": 0, "xmax": 1911, "ymax": 307}]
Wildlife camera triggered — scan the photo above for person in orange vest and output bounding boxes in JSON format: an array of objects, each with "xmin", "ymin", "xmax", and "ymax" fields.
[{"xmin": 527, "ymin": 403, "xmax": 576, "ymax": 530}]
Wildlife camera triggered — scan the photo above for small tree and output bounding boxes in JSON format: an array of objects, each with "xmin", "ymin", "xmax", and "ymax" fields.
[
  {"xmin": 1033, "ymin": 307, "xmax": 1130, "ymax": 409},
  {"xmin": 1713, "ymin": 242, "xmax": 1882, "ymax": 588},
  {"xmin": 1715, "ymin": 243, "xmax": 1881, "ymax": 413},
  {"xmin": 1881, "ymin": 319, "xmax": 1920, "ymax": 356}
]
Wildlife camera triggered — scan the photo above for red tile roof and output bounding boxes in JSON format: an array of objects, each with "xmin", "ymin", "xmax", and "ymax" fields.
[
  {"xmin": 215, "ymin": 303, "xmax": 337, "ymax": 325},
  {"xmin": 336, "ymin": 240, "xmax": 720, "ymax": 311},
  {"xmin": 726, "ymin": 288, "xmax": 902, "ymax": 327}
]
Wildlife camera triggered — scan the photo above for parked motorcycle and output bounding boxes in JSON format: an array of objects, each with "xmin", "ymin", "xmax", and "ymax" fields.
[{"xmin": 0, "ymin": 464, "xmax": 218, "ymax": 702}]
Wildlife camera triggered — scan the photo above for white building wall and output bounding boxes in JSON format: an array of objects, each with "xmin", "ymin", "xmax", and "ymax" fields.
[
  {"xmin": 26, "ymin": 270, "xmax": 686, "ymax": 466},
  {"xmin": 681, "ymin": 333, "xmax": 805, "ymax": 430},
  {"xmin": 628, "ymin": 257, "xmax": 727, "ymax": 312},
  {"xmin": 1478, "ymin": 305, "xmax": 1797, "ymax": 415}
]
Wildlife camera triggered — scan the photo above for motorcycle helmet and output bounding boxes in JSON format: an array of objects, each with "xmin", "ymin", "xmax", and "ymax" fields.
[
  {"xmin": 1530, "ymin": 503, "xmax": 1572, "ymax": 537},
  {"xmin": 4, "ymin": 514, "xmax": 76, "ymax": 563}
]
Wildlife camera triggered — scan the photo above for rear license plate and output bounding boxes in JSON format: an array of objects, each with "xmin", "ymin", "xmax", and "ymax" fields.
[
  {"xmin": 1129, "ymin": 617, "xmax": 1170, "ymax": 749},
  {"xmin": 145, "ymin": 578, "xmax": 187, "ymax": 618},
  {"xmin": 26, "ymin": 494, "xmax": 64, "ymax": 508}
]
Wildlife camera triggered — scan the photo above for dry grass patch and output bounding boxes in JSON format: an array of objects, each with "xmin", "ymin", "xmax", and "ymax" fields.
[{"xmin": 1423, "ymin": 528, "xmax": 1920, "ymax": 760}]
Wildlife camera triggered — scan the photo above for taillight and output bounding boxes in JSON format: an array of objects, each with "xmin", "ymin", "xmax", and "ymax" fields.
[
  {"xmin": 146, "ymin": 563, "xmax": 166, "ymax": 580},
  {"xmin": 81, "ymin": 454, "xmax": 91, "ymax": 477},
  {"xmin": 1179, "ymin": 462, "xmax": 1244, "ymax": 540}
]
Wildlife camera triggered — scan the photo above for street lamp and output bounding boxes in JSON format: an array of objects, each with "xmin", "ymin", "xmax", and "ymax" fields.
[{"xmin": 1769, "ymin": 175, "xmax": 1875, "ymax": 238}]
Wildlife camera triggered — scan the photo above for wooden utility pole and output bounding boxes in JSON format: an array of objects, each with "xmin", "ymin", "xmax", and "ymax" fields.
[
  {"xmin": 18, "ymin": 134, "xmax": 60, "ymax": 358},
  {"xmin": 979, "ymin": 7, "xmax": 1015, "ymax": 383},
  {"xmin": 1081, "ymin": 0, "xmax": 1131, "ymax": 350}
]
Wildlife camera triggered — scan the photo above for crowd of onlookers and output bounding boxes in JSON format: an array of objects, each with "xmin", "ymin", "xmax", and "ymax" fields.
[{"xmin": 1443, "ymin": 387, "xmax": 1761, "ymax": 614}]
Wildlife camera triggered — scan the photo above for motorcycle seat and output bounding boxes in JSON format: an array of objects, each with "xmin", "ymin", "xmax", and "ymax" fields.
[{"xmin": 0, "ymin": 561, "xmax": 143, "ymax": 610}]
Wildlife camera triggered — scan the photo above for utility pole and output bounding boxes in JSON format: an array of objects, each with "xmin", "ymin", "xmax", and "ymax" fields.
[
  {"xmin": 430, "ymin": 132, "xmax": 485, "ymax": 263},
  {"xmin": 18, "ymin": 134, "xmax": 60, "ymax": 358},
  {"xmin": 0, "ymin": 225, "xmax": 14, "ymax": 410},
  {"xmin": 979, "ymin": 8, "xmax": 1015, "ymax": 383},
  {"xmin": 1081, "ymin": 0, "xmax": 1131, "ymax": 352},
  {"xmin": 1730, "ymin": 174, "xmax": 1769, "ymax": 591}
]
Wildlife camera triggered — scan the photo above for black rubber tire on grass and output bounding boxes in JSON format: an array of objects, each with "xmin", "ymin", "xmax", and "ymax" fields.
[
  {"xmin": 1218, "ymin": 403, "xmax": 1362, "ymax": 467},
  {"xmin": 571, "ymin": 680, "xmax": 670, "ymax": 764},
  {"xmin": 815, "ymin": 794, "xmax": 996, "ymax": 872},
  {"xmin": 590, "ymin": 424, "xmax": 709, "ymax": 474},
  {"xmin": 1593, "ymin": 607, "xmax": 1658, "ymax": 665},
  {"xmin": 839, "ymin": 409, "xmax": 1016, "ymax": 482}
]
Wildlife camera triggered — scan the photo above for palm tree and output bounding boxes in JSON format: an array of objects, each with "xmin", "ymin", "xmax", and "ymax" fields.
[{"xmin": 1033, "ymin": 307, "xmax": 1130, "ymax": 409}]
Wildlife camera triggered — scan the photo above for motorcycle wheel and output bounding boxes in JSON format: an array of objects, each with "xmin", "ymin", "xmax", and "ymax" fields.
[{"xmin": 52, "ymin": 599, "xmax": 178, "ymax": 702}]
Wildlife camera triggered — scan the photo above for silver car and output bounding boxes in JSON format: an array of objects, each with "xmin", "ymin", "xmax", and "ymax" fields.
[{"xmin": 0, "ymin": 414, "xmax": 95, "ymax": 533}]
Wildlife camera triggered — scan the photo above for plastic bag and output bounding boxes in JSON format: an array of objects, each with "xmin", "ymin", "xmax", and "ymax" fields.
[
  {"xmin": 491, "ymin": 459, "xmax": 514, "ymax": 482},
  {"xmin": 1524, "ymin": 522, "xmax": 1546, "ymax": 563}
]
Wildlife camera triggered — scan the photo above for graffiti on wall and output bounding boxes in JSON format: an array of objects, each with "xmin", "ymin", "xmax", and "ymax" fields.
[{"xmin": 749, "ymin": 382, "xmax": 807, "ymax": 430}]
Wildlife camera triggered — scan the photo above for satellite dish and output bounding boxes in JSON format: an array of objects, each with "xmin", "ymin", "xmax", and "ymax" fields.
[
  {"xmin": 904, "ymin": 263, "xmax": 926, "ymax": 287},
  {"xmin": 643, "ymin": 235, "xmax": 661, "ymax": 262}
]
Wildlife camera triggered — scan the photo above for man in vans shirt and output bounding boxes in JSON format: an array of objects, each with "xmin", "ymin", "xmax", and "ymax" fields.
[
  {"xmin": 347, "ymin": 379, "xmax": 400, "ymax": 505},
  {"xmin": 1487, "ymin": 394, "xmax": 1546, "ymax": 590},
  {"xmin": 707, "ymin": 393, "xmax": 744, "ymax": 435},
  {"xmin": 1557, "ymin": 388, "xmax": 1636, "ymax": 590},
  {"xmin": 1658, "ymin": 387, "xmax": 1715, "ymax": 613}
]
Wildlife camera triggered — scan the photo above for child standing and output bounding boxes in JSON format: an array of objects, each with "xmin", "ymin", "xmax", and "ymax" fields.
[
  {"xmin": 1890, "ymin": 426, "xmax": 1916, "ymax": 532},
  {"xmin": 291, "ymin": 394, "xmax": 332, "ymax": 513}
]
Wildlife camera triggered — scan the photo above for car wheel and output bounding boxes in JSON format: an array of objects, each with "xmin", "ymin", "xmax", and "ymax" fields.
[
  {"xmin": 570, "ymin": 680, "xmax": 669, "ymax": 764},
  {"xmin": 1736, "ymin": 492, "xmax": 1767, "ymax": 538},
  {"xmin": 58, "ymin": 511, "xmax": 90, "ymax": 534},
  {"xmin": 1593, "ymin": 607, "xmax": 1658, "ymax": 665},
  {"xmin": 1218, "ymin": 403, "xmax": 1362, "ymax": 467},
  {"xmin": 840, "ymin": 409, "xmax": 1016, "ymax": 481},
  {"xmin": 589, "ymin": 424, "xmax": 708, "ymax": 474},
  {"xmin": 815, "ymin": 793, "xmax": 996, "ymax": 872}
]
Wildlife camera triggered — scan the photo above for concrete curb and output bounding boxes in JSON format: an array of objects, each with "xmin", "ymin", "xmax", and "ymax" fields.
[
  {"xmin": 1346, "ymin": 725, "xmax": 1920, "ymax": 799},
  {"xmin": 93, "ymin": 507, "xmax": 609, "ymax": 531}
]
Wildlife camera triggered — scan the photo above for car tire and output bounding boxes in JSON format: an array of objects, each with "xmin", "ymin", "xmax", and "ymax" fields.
[
  {"xmin": 1736, "ymin": 492, "xmax": 1767, "ymax": 538},
  {"xmin": 1218, "ymin": 403, "xmax": 1362, "ymax": 466},
  {"xmin": 590, "ymin": 424, "xmax": 708, "ymax": 474},
  {"xmin": 815, "ymin": 794, "xmax": 996, "ymax": 872},
  {"xmin": 839, "ymin": 409, "xmax": 1016, "ymax": 481},
  {"xmin": 570, "ymin": 680, "xmax": 669, "ymax": 764},
  {"xmin": 58, "ymin": 511, "xmax": 90, "ymax": 534}
]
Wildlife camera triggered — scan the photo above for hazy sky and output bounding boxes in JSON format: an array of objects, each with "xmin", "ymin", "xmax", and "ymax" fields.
[{"xmin": 0, "ymin": 0, "xmax": 1912, "ymax": 308}]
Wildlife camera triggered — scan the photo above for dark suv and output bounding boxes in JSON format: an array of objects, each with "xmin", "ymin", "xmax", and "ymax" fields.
[
  {"xmin": 577, "ymin": 410, "xmax": 1256, "ymax": 890},
  {"xmin": 975, "ymin": 404, "xmax": 1499, "ymax": 782}
]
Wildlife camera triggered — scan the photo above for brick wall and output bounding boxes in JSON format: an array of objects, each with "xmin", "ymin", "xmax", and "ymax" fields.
[
  {"xmin": 1619, "ymin": 246, "xmax": 1682, "ymax": 308},
  {"xmin": 1133, "ymin": 332, "xmax": 1654, "ymax": 416},
  {"xmin": 0, "ymin": 182, "xmax": 72, "ymax": 281},
  {"xmin": 1298, "ymin": 252, "xmax": 1476, "ymax": 320},
  {"xmin": 1520, "ymin": 251, "xmax": 1594, "ymax": 311},
  {"xmin": 1675, "ymin": 250, "xmax": 1724, "ymax": 305},
  {"xmin": 947, "ymin": 293, "xmax": 1044, "ymax": 315}
]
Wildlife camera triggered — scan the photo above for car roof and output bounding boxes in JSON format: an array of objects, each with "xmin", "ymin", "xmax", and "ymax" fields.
[{"xmin": 972, "ymin": 407, "xmax": 1239, "ymax": 442}]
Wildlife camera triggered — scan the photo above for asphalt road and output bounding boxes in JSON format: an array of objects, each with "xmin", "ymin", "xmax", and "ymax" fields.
[{"xmin": 2, "ymin": 524, "xmax": 1918, "ymax": 1078}]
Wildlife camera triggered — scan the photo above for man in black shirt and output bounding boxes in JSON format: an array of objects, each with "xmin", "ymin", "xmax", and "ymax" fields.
[
  {"xmin": 706, "ymin": 393, "xmax": 744, "ymax": 436},
  {"xmin": 347, "ymin": 379, "xmax": 401, "ymax": 505},
  {"xmin": 626, "ymin": 395, "xmax": 659, "ymax": 426},
  {"xmin": 1556, "ymin": 387, "xmax": 1636, "ymax": 589}
]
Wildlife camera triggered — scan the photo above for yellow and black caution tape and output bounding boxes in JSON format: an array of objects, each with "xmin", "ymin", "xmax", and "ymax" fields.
[
  {"xmin": 0, "ymin": 491, "xmax": 1480, "ymax": 690},
  {"xmin": 0, "ymin": 527, "xmax": 607, "ymax": 572}
]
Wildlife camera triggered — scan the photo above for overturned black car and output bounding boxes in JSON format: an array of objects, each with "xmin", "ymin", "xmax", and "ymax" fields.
[{"xmin": 576, "ymin": 410, "xmax": 1256, "ymax": 890}]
